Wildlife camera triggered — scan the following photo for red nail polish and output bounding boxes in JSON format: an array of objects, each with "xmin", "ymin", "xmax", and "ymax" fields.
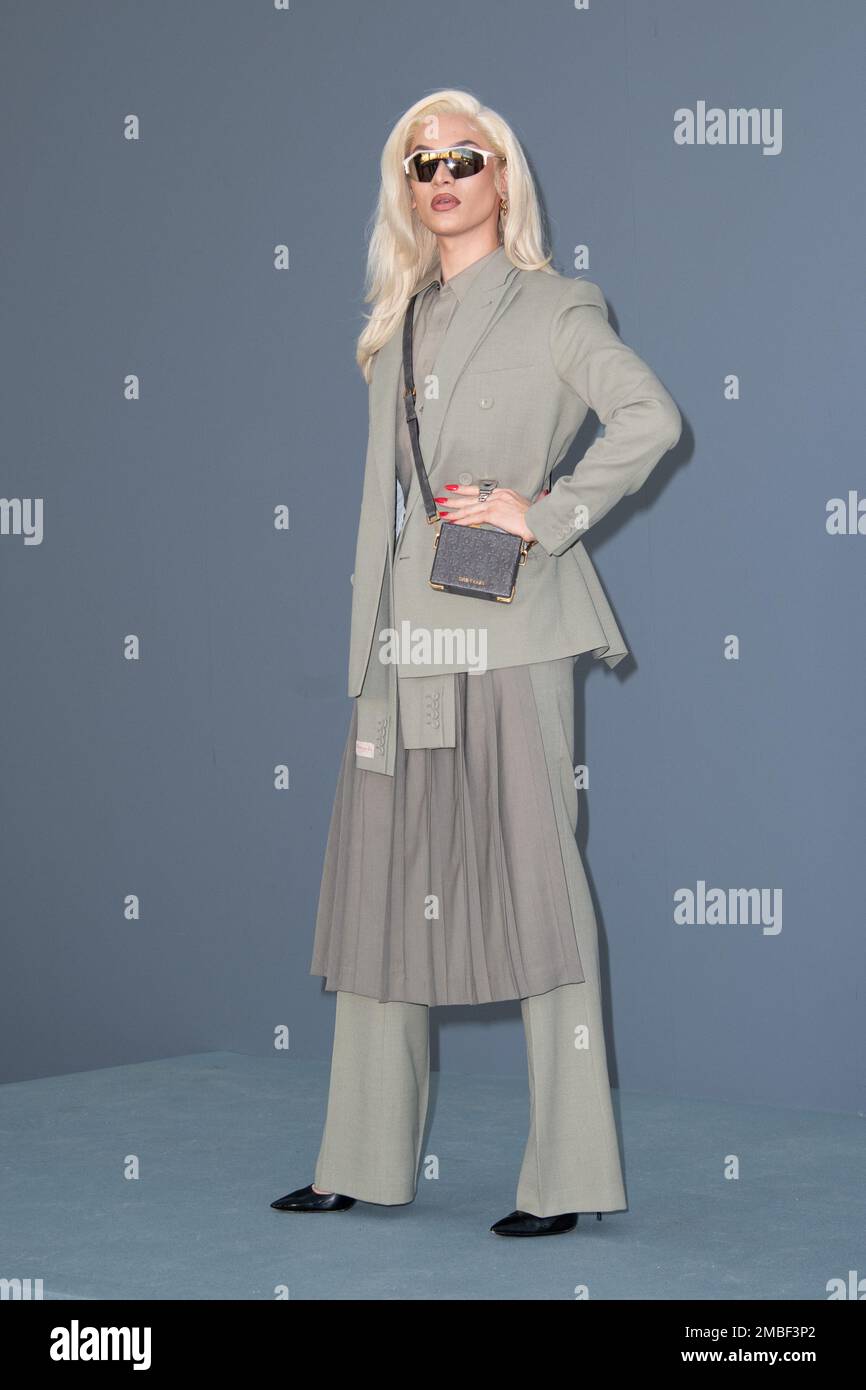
[
  {"xmin": 444, "ymin": 484, "xmax": 459, "ymax": 491},
  {"xmin": 434, "ymin": 497, "xmax": 447, "ymax": 503},
  {"xmin": 438, "ymin": 510, "xmax": 449, "ymax": 516}
]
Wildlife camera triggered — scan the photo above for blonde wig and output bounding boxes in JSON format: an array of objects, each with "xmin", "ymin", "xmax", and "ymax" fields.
[{"xmin": 356, "ymin": 89, "xmax": 555, "ymax": 382}]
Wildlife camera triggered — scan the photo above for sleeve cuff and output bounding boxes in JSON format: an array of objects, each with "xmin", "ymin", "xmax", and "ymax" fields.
[{"xmin": 524, "ymin": 494, "xmax": 587, "ymax": 557}]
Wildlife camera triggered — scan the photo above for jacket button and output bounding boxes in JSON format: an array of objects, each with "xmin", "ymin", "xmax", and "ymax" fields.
[
  {"xmin": 479, "ymin": 396, "xmax": 494, "ymax": 409},
  {"xmin": 458, "ymin": 471, "xmax": 473, "ymax": 485}
]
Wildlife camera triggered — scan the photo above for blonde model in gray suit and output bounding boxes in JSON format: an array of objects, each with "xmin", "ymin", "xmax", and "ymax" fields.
[{"xmin": 273, "ymin": 89, "xmax": 681, "ymax": 1237}]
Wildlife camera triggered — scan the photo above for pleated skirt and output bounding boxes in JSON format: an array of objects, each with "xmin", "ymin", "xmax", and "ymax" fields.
[{"xmin": 309, "ymin": 657, "xmax": 589, "ymax": 1007}]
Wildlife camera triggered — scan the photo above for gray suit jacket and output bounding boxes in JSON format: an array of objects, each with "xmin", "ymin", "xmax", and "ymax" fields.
[{"xmin": 348, "ymin": 247, "xmax": 682, "ymax": 775}]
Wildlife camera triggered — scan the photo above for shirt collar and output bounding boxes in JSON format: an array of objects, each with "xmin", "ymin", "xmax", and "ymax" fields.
[{"xmin": 415, "ymin": 244, "xmax": 508, "ymax": 303}]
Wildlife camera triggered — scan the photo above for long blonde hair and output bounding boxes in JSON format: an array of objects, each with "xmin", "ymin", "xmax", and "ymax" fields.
[{"xmin": 357, "ymin": 89, "xmax": 555, "ymax": 382}]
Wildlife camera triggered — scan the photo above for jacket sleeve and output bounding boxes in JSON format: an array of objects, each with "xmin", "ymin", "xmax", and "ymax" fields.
[{"xmin": 523, "ymin": 278, "xmax": 682, "ymax": 557}]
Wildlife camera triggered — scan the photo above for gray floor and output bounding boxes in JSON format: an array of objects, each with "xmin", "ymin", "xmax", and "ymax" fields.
[{"xmin": 2, "ymin": 1051, "xmax": 862, "ymax": 1301}]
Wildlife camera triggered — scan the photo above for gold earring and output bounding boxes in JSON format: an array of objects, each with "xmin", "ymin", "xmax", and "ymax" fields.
[{"xmin": 499, "ymin": 196, "xmax": 508, "ymax": 215}]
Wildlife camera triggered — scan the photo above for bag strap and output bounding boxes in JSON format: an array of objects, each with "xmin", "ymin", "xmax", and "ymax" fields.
[{"xmin": 401, "ymin": 294, "xmax": 440, "ymax": 525}]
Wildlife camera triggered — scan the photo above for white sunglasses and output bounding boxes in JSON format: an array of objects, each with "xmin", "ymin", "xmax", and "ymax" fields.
[{"xmin": 402, "ymin": 146, "xmax": 501, "ymax": 182}]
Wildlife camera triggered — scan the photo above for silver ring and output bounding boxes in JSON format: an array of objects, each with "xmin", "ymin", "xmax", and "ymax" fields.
[{"xmin": 477, "ymin": 478, "xmax": 499, "ymax": 502}]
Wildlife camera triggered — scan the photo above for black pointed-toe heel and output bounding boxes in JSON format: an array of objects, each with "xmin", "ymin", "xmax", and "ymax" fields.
[
  {"xmin": 270, "ymin": 1183, "xmax": 356, "ymax": 1212},
  {"xmin": 490, "ymin": 1208, "xmax": 579, "ymax": 1236}
]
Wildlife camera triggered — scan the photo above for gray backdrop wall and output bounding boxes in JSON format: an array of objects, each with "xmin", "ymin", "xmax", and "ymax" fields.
[{"xmin": 2, "ymin": 0, "xmax": 863, "ymax": 1114}]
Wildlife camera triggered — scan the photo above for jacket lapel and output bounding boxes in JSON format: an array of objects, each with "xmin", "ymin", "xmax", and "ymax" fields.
[
  {"xmin": 370, "ymin": 252, "xmax": 524, "ymax": 554},
  {"xmin": 370, "ymin": 326, "xmax": 402, "ymax": 558}
]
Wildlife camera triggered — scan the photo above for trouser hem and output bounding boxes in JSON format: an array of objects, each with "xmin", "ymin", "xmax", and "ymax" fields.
[
  {"xmin": 518, "ymin": 1198, "xmax": 629, "ymax": 1218},
  {"xmin": 314, "ymin": 1173, "xmax": 418, "ymax": 1207}
]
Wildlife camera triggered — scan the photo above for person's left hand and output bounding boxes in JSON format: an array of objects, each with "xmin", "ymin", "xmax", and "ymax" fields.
[{"xmin": 434, "ymin": 484, "xmax": 540, "ymax": 543}]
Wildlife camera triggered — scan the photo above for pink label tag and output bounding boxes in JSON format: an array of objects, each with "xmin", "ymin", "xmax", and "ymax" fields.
[{"xmin": 355, "ymin": 739, "xmax": 375, "ymax": 758}]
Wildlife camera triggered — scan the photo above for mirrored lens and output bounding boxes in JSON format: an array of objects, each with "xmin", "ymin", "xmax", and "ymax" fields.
[{"xmin": 408, "ymin": 148, "xmax": 486, "ymax": 182}]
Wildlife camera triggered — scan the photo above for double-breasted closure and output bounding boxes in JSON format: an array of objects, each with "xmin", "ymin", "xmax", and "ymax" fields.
[{"xmin": 347, "ymin": 246, "xmax": 682, "ymax": 776}]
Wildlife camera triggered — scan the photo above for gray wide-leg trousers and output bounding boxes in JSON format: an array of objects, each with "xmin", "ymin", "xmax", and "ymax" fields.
[{"xmin": 313, "ymin": 977, "xmax": 627, "ymax": 1217}]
